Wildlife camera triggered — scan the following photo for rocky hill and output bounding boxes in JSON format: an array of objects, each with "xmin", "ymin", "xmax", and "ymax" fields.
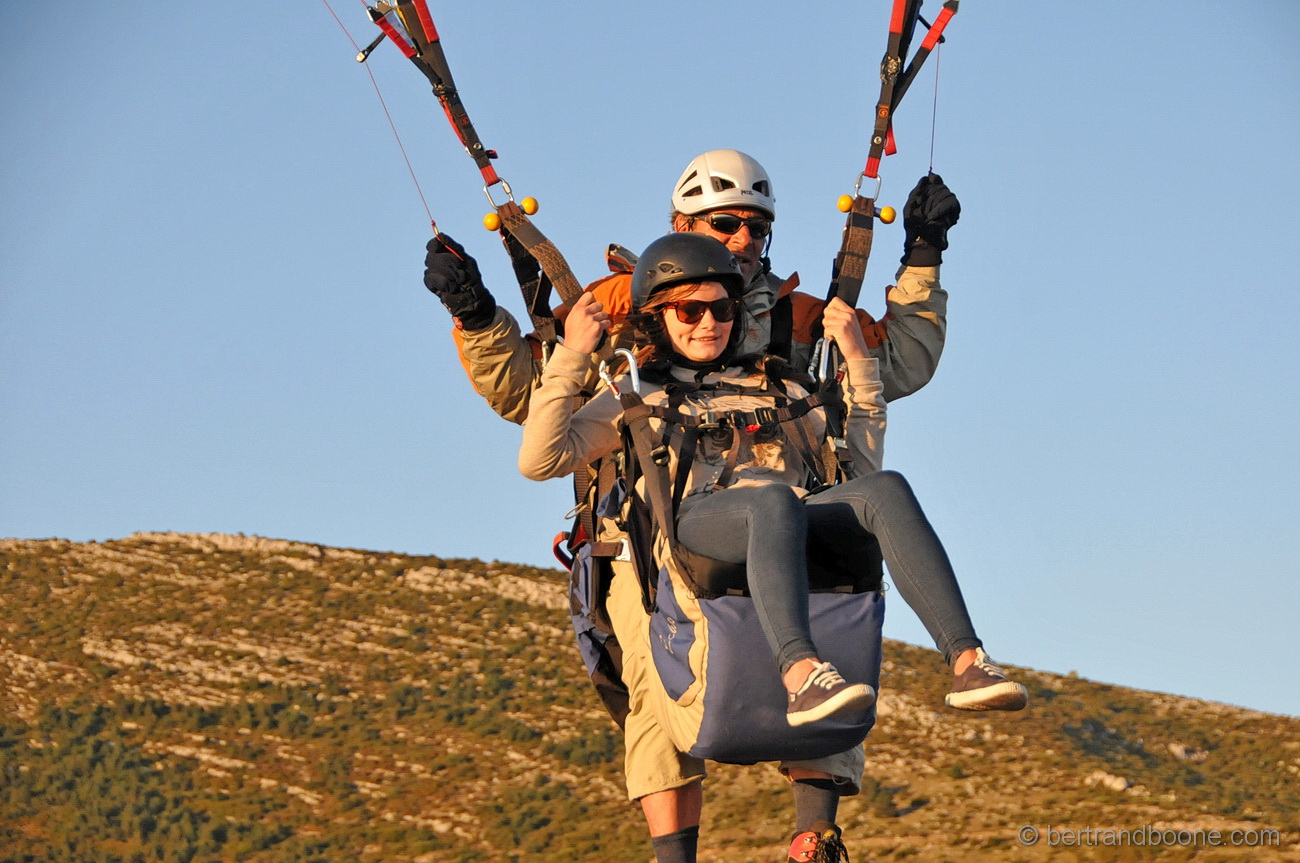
[{"xmin": 1, "ymin": 533, "xmax": 1296, "ymax": 862}]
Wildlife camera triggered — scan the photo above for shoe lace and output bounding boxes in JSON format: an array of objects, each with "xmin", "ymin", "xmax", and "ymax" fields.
[
  {"xmin": 812, "ymin": 830, "xmax": 850, "ymax": 863},
  {"xmin": 806, "ymin": 662, "xmax": 846, "ymax": 692},
  {"xmin": 972, "ymin": 648, "xmax": 1006, "ymax": 678},
  {"xmin": 789, "ymin": 827, "xmax": 851, "ymax": 863}
]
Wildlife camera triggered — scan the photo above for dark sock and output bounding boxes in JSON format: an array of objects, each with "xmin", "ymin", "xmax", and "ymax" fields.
[
  {"xmin": 650, "ymin": 825, "xmax": 699, "ymax": 863},
  {"xmin": 792, "ymin": 778, "xmax": 841, "ymax": 833}
]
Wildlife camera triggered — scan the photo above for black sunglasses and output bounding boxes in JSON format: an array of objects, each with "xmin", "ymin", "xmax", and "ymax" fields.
[
  {"xmin": 662, "ymin": 298, "xmax": 740, "ymax": 325},
  {"xmin": 699, "ymin": 213, "xmax": 772, "ymax": 239}
]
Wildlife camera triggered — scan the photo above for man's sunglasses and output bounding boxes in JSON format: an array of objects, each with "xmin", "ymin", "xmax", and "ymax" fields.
[
  {"xmin": 699, "ymin": 213, "xmax": 772, "ymax": 239},
  {"xmin": 662, "ymin": 298, "xmax": 741, "ymax": 325}
]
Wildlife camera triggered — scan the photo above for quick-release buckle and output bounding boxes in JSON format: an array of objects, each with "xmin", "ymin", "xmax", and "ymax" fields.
[{"xmin": 753, "ymin": 407, "xmax": 779, "ymax": 428}]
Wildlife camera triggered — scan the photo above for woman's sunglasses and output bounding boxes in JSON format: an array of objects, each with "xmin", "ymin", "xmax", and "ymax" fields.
[
  {"xmin": 699, "ymin": 213, "xmax": 772, "ymax": 239},
  {"xmin": 662, "ymin": 298, "xmax": 740, "ymax": 325}
]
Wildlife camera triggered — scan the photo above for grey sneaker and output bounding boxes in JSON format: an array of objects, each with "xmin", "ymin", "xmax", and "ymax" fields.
[
  {"xmin": 945, "ymin": 648, "xmax": 1028, "ymax": 711},
  {"xmin": 787, "ymin": 661, "xmax": 875, "ymax": 727},
  {"xmin": 788, "ymin": 820, "xmax": 850, "ymax": 863}
]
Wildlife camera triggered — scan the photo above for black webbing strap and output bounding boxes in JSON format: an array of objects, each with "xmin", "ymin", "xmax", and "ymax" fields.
[
  {"xmin": 891, "ymin": 1, "xmax": 960, "ymax": 115},
  {"xmin": 386, "ymin": 2, "xmax": 499, "ymax": 180},
  {"xmin": 499, "ymin": 229, "xmax": 557, "ymax": 343},
  {"xmin": 498, "ymin": 203, "xmax": 584, "ymax": 308},
  {"xmin": 767, "ymin": 377, "xmax": 832, "ymax": 490},
  {"xmin": 821, "ymin": 207, "xmax": 864, "ymax": 482},
  {"xmin": 620, "ymin": 399, "xmax": 677, "ymax": 543},
  {"xmin": 671, "ymin": 426, "xmax": 700, "ymax": 512},
  {"xmin": 712, "ymin": 423, "xmax": 746, "ymax": 491},
  {"xmin": 769, "ymin": 293, "xmax": 793, "ymax": 362},
  {"xmin": 862, "ymin": 0, "xmax": 923, "ymax": 181},
  {"xmin": 619, "ymin": 396, "xmax": 679, "ymax": 611}
]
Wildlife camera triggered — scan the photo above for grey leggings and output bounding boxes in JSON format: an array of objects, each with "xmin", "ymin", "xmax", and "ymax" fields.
[{"xmin": 675, "ymin": 471, "xmax": 982, "ymax": 675}]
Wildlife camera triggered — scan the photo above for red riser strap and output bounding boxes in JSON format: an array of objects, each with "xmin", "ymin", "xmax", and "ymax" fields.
[
  {"xmin": 410, "ymin": 0, "xmax": 439, "ymax": 43},
  {"xmin": 920, "ymin": 6, "xmax": 956, "ymax": 51}
]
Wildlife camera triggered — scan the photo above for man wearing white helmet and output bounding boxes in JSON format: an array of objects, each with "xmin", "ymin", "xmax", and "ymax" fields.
[{"xmin": 425, "ymin": 149, "xmax": 955, "ymax": 424}]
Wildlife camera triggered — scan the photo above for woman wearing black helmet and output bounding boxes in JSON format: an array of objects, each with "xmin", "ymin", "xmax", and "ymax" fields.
[{"xmin": 523, "ymin": 232, "xmax": 877, "ymax": 719}]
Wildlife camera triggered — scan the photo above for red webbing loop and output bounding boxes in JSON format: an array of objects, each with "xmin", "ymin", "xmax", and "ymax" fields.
[
  {"xmin": 920, "ymin": 5, "xmax": 956, "ymax": 51},
  {"xmin": 410, "ymin": 0, "xmax": 438, "ymax": 43},
  {"xmin": 371, "ymin": 12, "xmax": 416, "ymax": 58},
  {"xmin": 889, "ymin": 0, "xmax": 909, "ymax": 32}
]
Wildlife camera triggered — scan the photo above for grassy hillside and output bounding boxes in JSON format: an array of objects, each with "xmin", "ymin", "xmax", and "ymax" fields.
[{"xmin": 1, "ymin": 533, "xmax": 1296, "ymax": 862}]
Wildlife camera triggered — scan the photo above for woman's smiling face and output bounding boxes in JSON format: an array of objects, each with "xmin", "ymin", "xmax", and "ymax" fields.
[{"xmin": 660, "ymin": 281, "xmax": 736, "ymax": 363}]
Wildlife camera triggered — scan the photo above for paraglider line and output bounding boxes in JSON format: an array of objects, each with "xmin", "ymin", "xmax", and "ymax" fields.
[
  {"xmin": 928, "ymin": 43, "xmax": 941, "ymax": 173},
  {"xmin": 322, "ymin": 0, "xmax": 438, "ymax": 234}
]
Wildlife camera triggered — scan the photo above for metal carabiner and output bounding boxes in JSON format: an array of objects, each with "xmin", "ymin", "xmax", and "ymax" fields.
[
  {"xmin": 483, "ymin": 177, "xmax": 515, "ymax": 209},
  {"xmin": 853, "ymin": 173, "xmax": 883, "ymax": 200},
  {"xmin": 598, "ymin": 348, "xmax": 641, "ymax": 397},
  {"xmin": 808, "ymin": 337, "xmax": 825, "ymax": 381},
  {"xmin": 818, "ymin": 337, "xmax": 835, "ymax": 382}
]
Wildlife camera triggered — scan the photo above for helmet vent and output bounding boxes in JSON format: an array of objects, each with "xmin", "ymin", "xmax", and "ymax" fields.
[
  {"xmin": 753, "ymin": 180, "xmax": 771, "ymax": 196},
  {"xmin": 711, "ymin": 178, "xmax": 736, "ymax": 192}
]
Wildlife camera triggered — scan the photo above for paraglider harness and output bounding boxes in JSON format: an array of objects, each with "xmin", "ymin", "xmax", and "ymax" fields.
[{"xmin": 611, "ymin": 357, "xmax": 882, "ymax": 607}]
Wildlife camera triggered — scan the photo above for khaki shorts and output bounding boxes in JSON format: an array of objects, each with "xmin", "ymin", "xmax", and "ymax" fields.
[{"xmin": 606, "ymin": 566, "xmax": 864, "ymax": 801}]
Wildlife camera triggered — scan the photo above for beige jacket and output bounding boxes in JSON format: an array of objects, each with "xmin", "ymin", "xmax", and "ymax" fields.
[{"xmin": 519, "ymin": 345, "xmax": 885, "ymax": 509}]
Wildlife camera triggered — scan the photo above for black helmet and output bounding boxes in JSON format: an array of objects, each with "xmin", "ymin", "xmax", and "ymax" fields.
[{"xmin": 630, "ymin": 233, "xmax": 745, "ymax": 312}]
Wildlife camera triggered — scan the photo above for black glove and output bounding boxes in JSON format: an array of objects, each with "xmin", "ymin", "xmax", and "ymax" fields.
[
  {"xmin": 424, "ymin": 234, "xmax": 497, "ymax": 331},
  {"xmin": 900, "ymin": 173, "xmax": 960, "ymax": 267}
]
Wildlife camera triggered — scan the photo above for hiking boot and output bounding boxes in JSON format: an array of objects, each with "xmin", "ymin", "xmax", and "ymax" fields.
[
  {"xmin": 945, "ymin": 648, "xmax": 1029, "ymax": 711},
  {"xmin": 787, "ymin": 661, "xmax": 875, "ymax": 727},
  {"xmin": 788, "ymin": 820, "xmax": 850, "ymax": 863}
]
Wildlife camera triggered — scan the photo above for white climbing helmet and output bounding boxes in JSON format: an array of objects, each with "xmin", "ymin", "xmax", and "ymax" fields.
[{"xmin": 670, "ymin": 149, "xmax": 776, "ymax": 220}]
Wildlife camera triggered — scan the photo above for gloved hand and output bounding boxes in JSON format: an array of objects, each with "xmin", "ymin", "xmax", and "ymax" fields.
[
  {"xmin": 424, "ymin": 234, "xmax": 497, "ymax": 331},
  {"xmin": 900, "ymin": 173, "xmax": 960, "ymax": 267}
]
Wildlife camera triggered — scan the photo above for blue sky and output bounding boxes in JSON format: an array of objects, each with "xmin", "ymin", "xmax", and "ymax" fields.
[{"xmin": 3, "ymin": 2, "xmax": 1298, "ymax": 717}]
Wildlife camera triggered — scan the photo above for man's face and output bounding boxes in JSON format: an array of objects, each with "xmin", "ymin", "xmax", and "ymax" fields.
[{"xmin": 677, "ymin": 208, "xmax": 772, "ymax": 283}]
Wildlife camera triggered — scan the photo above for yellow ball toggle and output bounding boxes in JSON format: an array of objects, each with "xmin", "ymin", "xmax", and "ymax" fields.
[
  {"xmin": 877, "ymin": 205, "xmax": 897, "ymax": 224},
  {"xmin": 521, "ymin": 196, "xmax": 539, "ymax": 215},
  {"xmin": 483, "ymin": 212, "xmax": 501, "ymax": 231},
  {"xmin": 837, "ymin": 194, "xmax": 854, "ymax": 213}
]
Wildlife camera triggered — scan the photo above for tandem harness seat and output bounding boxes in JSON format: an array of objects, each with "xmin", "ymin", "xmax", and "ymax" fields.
[{"xmin": 565, "ymin": 356, "xmax": 887, "ymax": 764}]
